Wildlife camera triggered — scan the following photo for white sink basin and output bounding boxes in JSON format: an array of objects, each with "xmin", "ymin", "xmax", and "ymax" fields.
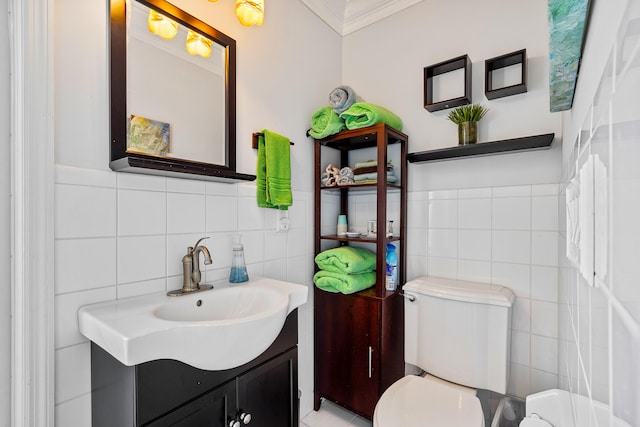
[
  {"xmin": 153, "ymin": 286, "xmax": 284, "ymax": 322},
  {"xmin": 78, "ymin": 277, "xmax": 308, "ymax": 370}
]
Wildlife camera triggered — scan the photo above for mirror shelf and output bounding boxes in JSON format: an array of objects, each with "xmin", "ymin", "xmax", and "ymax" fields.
[{"xmin": 111, "ymin": 154, "xmax": 256, "ymax": 182}]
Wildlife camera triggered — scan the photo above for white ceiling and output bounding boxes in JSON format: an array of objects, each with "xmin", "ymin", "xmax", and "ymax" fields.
[{"xmin": 299, "ymin": 0, "xmax": 425, "ymax": 36}]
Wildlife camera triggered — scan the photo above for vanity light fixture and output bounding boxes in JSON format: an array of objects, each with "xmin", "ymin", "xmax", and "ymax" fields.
[
  {"xmin": 186, "ymin": 29, "xmax": 213, "ymax": 58},
  {"xmin": 235, "ymin": 0, "xmax": 264, "ymax": 26},
  {"xmin": 147, "ymin": 9, "xmax": 178, "ymax": 40}
]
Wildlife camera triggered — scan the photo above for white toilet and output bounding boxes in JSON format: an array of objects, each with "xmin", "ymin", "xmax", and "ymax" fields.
[{"xmin": 374, "ymin": 276, "xmax": 515, "ymax": 427}]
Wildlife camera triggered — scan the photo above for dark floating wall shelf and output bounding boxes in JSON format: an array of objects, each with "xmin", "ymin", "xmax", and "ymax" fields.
[{"xmin": 407, "ymin": 133, "xmax": 554, "ymax": 163}]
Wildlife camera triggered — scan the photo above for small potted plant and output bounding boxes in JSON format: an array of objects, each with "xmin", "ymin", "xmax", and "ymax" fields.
[{"xmin": 446, "ymin": 103, "xmax": 489, "ymax": 145}]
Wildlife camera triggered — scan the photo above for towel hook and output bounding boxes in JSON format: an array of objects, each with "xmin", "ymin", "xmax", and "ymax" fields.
[{"xmin": 251, "ymin": 132, "xmax": 295, "ymax": 150}]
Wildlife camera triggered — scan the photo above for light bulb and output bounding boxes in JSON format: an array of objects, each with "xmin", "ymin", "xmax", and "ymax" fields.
[
  {"xmin": 147, "ymin": 9, "xmax": 178, "ymax": 40},
  {"xmin": 186, "ymin": 30, "xmax": 212, "ymax": 58},
  {"xmin": 235, "ymin": 0, "xmax": 264, "ymax": 26}
]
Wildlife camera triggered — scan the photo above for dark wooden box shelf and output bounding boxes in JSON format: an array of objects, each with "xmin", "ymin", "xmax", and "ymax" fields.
[
  {"xmin": 485, "ymin": 49, "xmax": 527, "ymax": 100},
  {"xmin": 424, "ymin": 54, "xmax": 472, "ymax": 112},
  {"xmin": 407, "ymin": 133, "xmax": 554, "ymax": 163}
]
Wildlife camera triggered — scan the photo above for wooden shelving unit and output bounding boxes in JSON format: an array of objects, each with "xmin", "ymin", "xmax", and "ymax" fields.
[{"xmin": 312, "ymin": 123, "xmax": 407, "ymax": 420}]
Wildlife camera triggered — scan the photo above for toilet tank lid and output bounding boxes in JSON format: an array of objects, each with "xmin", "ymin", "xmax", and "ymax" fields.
[{"xmin": 404, "ymin": 276, "xmax": 515, "ymax": 307}]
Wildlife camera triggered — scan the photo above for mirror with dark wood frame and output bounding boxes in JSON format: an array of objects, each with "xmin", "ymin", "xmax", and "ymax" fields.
[{"xmin": 109, "ymin": 0, "xmax": 255, "ymax": 182}]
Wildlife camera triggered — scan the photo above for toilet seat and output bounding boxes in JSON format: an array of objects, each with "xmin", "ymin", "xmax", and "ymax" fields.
[{"xmin": 373, "ymin": 375, "xmax": 485, "ymax": 427}]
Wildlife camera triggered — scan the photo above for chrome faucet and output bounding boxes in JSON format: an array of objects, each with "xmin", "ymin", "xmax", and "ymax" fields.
[{"xmin": 168, "ymin": 237, "xmax": 213, "ymax": 296}]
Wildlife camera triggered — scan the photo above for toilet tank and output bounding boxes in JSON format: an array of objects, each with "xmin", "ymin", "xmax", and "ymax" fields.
[{"xmin": 404, "ymin": 276, "xmax": 515, "ymax": 394}]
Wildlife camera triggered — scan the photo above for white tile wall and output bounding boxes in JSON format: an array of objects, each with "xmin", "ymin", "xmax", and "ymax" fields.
[
  {"xmin": 55, "ymin": 343, "xmax": 91, "ymax": 404},
  {"xmin": 404, "ymin": 183, "xmax": 562, "ymax": 398},
  {"xmin": 53, "ymin": 166, "xmax": 316, "ymax": 423},
  {"xmin": 557, "ymin": 0, "xmax": 640, "ymax": 425},
  {"xmin": 52, "ymin": 178, "xmax": 561, "ymax": 420}
]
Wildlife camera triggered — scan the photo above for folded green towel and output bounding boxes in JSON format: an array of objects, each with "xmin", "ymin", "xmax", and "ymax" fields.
[
  {"xmin": 256, "ymin": 130, "xmax": 292, "ymax": 210},
  {"xmin": 314, "ymin": 246, "xmax": 376, "ymax": 274},
  {"xmin": 308, "ymin": 106, "xmax": 347, "ymax": 139},
  {"xmin": 354, "ymin": 171, "xmax": 397, "ymax": 182},
  {"xmin": 313, "ymin": 270, "xmax": 376, "ymax": 294},
  {"xmin": 340, "ymin": 102, "xmax": 403, "ymax": 132},
  {"xmin": 353, "ymin": 159, "xmax": 393, "ymax": 170}
]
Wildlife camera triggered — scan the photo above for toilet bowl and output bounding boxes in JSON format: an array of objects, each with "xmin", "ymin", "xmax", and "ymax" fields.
[{"xmin": 374, "ymin": 374, "xmax": 485, "ymax": 427}]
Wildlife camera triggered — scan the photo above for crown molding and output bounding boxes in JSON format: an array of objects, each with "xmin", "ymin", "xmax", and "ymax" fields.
[
  {"xmin": 343, "ymin": 0, "xmax": 423, "ymax": 35},
  {"xmin": 301, "ymin": 0, "xmax": 423, "ymax": 36}
]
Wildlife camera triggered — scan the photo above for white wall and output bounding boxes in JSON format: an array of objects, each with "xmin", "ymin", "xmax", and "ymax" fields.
[
  {"xmin": 558, "ymin": 0, "xmax": 640, "ymax": 425},
  {"xmin": 0, "ymin": 0, "xmax": 11, "ymax": 424},
  {"xmin": 53, "ymin": 0, "xmax": 341, "ymax": 424},
  {"xmin": 342, "ymin": 0, "xmax": 563, "ymax": 191}
]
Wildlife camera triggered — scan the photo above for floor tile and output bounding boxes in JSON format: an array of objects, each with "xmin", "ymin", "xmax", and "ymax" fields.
[{"xmin": 302, "ymin": 400, "xmax": 372, "ymax": 427}]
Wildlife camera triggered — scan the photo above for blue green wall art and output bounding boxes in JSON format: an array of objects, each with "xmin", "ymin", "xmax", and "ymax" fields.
[{"xmin": 548, "ymin": 0, "xmax": 592, "ymax": 112}]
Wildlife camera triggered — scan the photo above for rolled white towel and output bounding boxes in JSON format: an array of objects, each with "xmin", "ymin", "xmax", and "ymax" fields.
[
  {"xmin": 320, "ymin": 172, "xmax": 329, "ymax": 186},
  {"xmin": 336, "ymin": 175, "xmax": 355, "ymax": 186},
  {"xmin": 325, "ymin": 163, "xmax": 340, "ymax": 177},
  {"xmin": 328, "ymin": 85, "xmax": 364, "ymax": 114},
  {"xmin": 339, "ymin": 167, "xmax": 354, "ymax": 180}
]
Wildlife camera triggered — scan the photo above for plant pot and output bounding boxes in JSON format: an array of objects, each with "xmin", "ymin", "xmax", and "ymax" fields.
[{"xmin": 458, "ymin": 121, "xmax": 477, "ymax": 145}]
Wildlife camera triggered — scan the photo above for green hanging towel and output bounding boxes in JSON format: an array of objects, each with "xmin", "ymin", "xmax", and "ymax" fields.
[{"xmin": 256, "ymin": 129, "xmax": 292, "ymax": 210}]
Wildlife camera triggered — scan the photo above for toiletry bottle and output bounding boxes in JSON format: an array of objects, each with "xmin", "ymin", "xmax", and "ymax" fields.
[
  {"xmin": 337, "ymin": 214, "xmax": 348, "ymax": 235},
  {"xmin": 229, "ymin": 234, "xmax": 249, "ymax": 283},
  {"xmin": 385, "ymin": 243, "xmax": 398, "ymax": 291}
]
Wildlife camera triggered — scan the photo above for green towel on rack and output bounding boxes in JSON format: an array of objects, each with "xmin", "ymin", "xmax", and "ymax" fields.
[
  {"xmin": 313, "ymin": 270, "xmax": 376, "ymax": 294},
  {"xmin": 314, "ymin": 246, "xmax": 376, "ymax": 274},
  {"xmin": 308, "ymin": 106, "xmax": 347, "ymax": 139},
  {"xmin": 256, "ymin": 130, "xmax": 292, "ymax": 210},
  {"xmin": 340, "ymin": 102, "xmax": 403, "ymax": 132}
]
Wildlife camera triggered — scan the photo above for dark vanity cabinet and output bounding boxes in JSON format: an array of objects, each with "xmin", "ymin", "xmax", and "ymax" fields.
[{"xmin": 91, "ymin": 311, "xmax": 299, "ymax": 427}]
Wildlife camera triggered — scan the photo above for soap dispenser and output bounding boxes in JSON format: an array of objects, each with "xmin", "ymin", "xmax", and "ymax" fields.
[{"xmin": 229, "ymin": 234, "xmax": 249, "ymax": 283}]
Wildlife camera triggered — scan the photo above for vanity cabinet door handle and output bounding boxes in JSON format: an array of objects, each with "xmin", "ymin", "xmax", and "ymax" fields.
[
  {"xmin": 240, "ymin": 412, "xmax": 252, "ymax": 424},
  {"xmin": 368, "ymin": 346, "xmax": 373, "ymax": 379},
  {"xmin": 229, "ymin": 420, "xmax": 240, "ymax": 427}
]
